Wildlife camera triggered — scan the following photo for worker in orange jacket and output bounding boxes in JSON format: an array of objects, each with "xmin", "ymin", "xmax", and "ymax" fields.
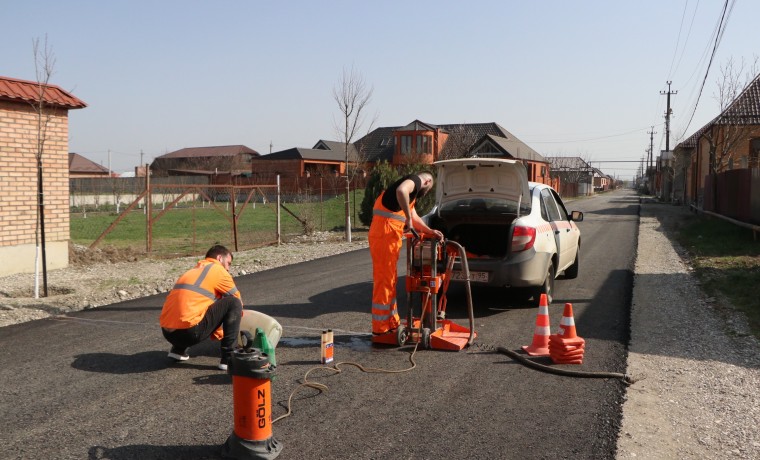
[
  {"xmin": 160, "ymin": 245, "xmax": 242, "ymax": 371},
  {"xmin": 369, "ymin": 172, "xmax": 443, "ymax": 336}
]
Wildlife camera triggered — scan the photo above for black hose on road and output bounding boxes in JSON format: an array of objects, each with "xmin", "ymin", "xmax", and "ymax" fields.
[{"xmin": 496, "ymin": 346, "xmax": 637, "ymax": 385}]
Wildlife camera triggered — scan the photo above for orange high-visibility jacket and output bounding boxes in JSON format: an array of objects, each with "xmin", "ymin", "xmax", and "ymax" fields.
[{"xmin": 159, "ymin": 258, "xmax": 242, "ymax": 330}]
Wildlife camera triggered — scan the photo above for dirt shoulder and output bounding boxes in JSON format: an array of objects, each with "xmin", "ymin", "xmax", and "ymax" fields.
[
  {"xmin": 617, "ymin": 202, "xmax": 760, "ymax": 459},
  {"xmin": 0, "ymin": 232, "xmax": 368, "ymax": 328}
]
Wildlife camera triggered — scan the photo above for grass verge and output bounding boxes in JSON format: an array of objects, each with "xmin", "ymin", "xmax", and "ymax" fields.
[
  {"xmin": 70, "ymin": 192, "xmax": 367, "ymax": 256},
  {"xmin": 673, "ymin": 213, "xmax": 760, "ymax": 339}
]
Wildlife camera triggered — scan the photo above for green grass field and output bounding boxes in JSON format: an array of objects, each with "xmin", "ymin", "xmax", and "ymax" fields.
[
  {"xmin": 70, "ymin": 191, "xmax": 367, "ymax": 256},
  {"xmin": 674, "ymin": 214, "xmax": 760, "ymax": 339}
]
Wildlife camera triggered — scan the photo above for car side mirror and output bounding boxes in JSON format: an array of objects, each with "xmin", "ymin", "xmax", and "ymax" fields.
[{"xmin": 571, "ymin": 211, "xmax": 583, "ymax": 222}]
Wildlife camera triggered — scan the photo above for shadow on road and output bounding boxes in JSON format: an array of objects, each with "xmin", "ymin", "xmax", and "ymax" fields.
[
  {"xmin": 89, "ymin": 444, "xmax": 221, "ymax": 460},
  {"xmin": 253, "ymin": 277, "xmax": 538, "ymax": 323},
  {"xmin": 584, "ymin": 204, "xmax": 640, "ymax": 216},
  {"xmin": 71, "ymin": 341, "xmax": 228, "ymax": 376},
  {"xmin": 72, "ymin": 351, "xmax": 169, "ymax": 374}
]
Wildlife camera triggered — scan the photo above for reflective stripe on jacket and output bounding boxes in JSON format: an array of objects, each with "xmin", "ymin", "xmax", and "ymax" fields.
[
  {"xmin": 159, "ymin": 258, "xmax": 242, "ymax": 329},
  {"xmin": 371, "ymin": 191, "xmax": 415, "ymax": 233}
]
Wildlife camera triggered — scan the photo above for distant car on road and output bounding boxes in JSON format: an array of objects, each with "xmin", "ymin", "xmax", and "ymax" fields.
[{"xmin": 425, "ymin": 158, "xmax": 583, "ymax": 305}]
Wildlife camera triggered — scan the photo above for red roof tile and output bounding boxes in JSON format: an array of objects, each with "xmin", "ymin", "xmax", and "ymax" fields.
[
  {"xmin": 157, "ymin": 145, "xmax": 259, "ymax": 159},
  {"xmin": 720, "ymin": 72, "xmax": 760, "ymax": 124},
  {"xmin": 69, "ymin": 153, "xmax": 109, "ymax": 174},
  {"xmin": 0, "ymin": 75, "xmax": 86, "ymax": 109}
]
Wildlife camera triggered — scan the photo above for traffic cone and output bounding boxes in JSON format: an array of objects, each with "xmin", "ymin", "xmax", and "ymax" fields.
[
  {"xmin": 552, "ymin": 356, "xmax": 584, "ymax": 365},
  {"xmin": 549, "ymin": 303, "xmax": 585, "ymax": 365},
  {"xmin": 556, "ymin": 302, "xmax": 578, "ymax": 338},
  {"xmin": 522, "ymin": 293, "xmax": 551, "ymax": 356}
]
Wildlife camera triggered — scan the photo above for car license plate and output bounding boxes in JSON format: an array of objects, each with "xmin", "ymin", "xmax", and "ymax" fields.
[{"xmin": 452, "ymin": 271, "xmax": 488, "ymax": 283}]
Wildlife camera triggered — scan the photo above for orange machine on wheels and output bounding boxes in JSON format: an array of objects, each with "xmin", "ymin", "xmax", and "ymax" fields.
[{"xmin": 372, "ymin": 231, "xmax": 476, "ymax": 350}]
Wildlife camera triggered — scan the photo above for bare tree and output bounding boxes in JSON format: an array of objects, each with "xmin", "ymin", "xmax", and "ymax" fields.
[
  {"xmin": 438, "ymin": 124, "xmax": 480, "ymax": 160},
  {"xmin": 705, "ymin": 56, "xmax": 759, "ymax": 174},
  {"xmin": 111, "ymin": 176, "xmax": 130, "ymax": 213},
  {"xmin": 31, "ymin": 36, "xmax": 56, "ymax": 298},
  {"xmin": 698, "ymin": 57, "xmax": 759, "ymax": 209},
  {"xmin": 671, "ymin": 149, "xmax": 691, "ymax": 204},
  {"xmin": 548, "ymin": 154, "xmax": 594, "ymax": 197},
  {"xmin": 333, "ymin": 65, "xmax": 374, "ymax": 242},
  {"xmin": 549, "ymin": 155, "xmax": 593, "ymax": 184}
]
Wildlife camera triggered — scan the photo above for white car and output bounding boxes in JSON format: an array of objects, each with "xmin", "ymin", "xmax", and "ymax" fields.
[{"xmin": 425, "ymin": 158, "xmax": 583, "ymax": 305}]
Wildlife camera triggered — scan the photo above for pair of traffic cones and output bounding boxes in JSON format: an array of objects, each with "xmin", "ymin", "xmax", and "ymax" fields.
[{"xmin": 521, "ymin": 294, "xmax": 585, "ymax": 364}]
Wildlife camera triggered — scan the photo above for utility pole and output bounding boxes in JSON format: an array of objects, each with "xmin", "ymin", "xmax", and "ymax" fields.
[
  {"xmin": 660, "ymin": 81, "xmax": 677, "ymax": 151},
  {"xmin": 647, "ymin": 127, "xmax": 657, "ymax": 171}
]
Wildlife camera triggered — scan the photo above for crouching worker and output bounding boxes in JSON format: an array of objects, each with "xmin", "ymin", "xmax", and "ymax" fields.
[{"xmin": 159, "ymin": 245, "xmax": 242, "ymax": 371}]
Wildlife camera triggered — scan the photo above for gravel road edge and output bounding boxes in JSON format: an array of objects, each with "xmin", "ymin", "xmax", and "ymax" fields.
[{"xmin": 617, "ymin": 203, "xmax": 760, "ymax": 459}]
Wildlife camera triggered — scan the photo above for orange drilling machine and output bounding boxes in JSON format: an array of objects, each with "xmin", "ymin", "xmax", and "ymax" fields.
[{"xmin": 372, "ymin": 230, "xmax": 476, "ymax": 350}]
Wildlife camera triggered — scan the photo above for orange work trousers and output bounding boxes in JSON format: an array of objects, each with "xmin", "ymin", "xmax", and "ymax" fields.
[{"xmin": 368, "ymin": 195, "xmax": 405, "ymax": 334}]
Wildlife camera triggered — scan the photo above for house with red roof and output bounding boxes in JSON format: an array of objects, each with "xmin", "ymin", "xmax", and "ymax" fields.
[
  {"xmin": 69, "ymin": 152, "xmax": 111, "ymax": 178},
  {"xmin": 673, "ymin": 72, "xmax": 760, "ymax": 222},
  {"xmin": 0, "ymin": 76, "xmax": 86, "ymax": 277},
  {"xmin": 150, "ymin": 145, "xmax": 259, "ymax": 177},
  {"xmin": 252, "ymin": 120, "xmax": 554, "ymax": 194}
]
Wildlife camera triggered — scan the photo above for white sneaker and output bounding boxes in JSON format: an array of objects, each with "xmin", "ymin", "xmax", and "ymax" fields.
[{"xmin": 168, "ymin": 346, "xmax": 190, "ymax": 361}]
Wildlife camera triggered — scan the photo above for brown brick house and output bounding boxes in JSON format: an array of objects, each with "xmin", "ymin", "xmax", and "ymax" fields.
[
  {"xmin": 252, "ymin": 120, "xmax": 552, "ymax": 193},
  {"xmin": 69, "ymin": 152, "xmax": 110, "ymax": 178},
  {"xmin": 674, "ymin": 72, "xmax": 760, "ymax": 216},
  {"xmin": 357, "ymin": 120, "xmax": 552, "ymax": 182},
  {"xmin": 251, "ymin": 140, "xmax": 360, "ymax": 194},
  {"xmin": 150, "ymin": 145, "xmax": 260, "ymax": 177},
  {"xmin": 0, "ymin": 76, "xmax": 86, "ymax": 276}
]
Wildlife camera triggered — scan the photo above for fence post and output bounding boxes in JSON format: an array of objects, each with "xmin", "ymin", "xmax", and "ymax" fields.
[
  {"xmin": 146, "ymin": 163, "xmax": 152, "ymax": 252},
  {"xmin": 276, "ymin": 175, "xmax": 281, "ymax": 245},
  {"xmin": 231, "ymin": 185, "xmax": 239, "ymax": 252}
]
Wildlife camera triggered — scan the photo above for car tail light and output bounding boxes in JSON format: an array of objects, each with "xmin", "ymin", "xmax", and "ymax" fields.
[{"xmin": 511, "ymin": 226, "xmax": 536, "ymax": 252}]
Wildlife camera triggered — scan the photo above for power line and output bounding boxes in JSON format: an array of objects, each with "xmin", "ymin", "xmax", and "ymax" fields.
[
  {"xmin": 667, "ymin": 0, "xmax": 691, "ymax": 79},
  {"xmin": 657, "ymin": 1, "xmax": 697, "ymax": 145},
  {"xmin": 669, "ymin": 0, "xmax": 702, "ymax": 83},
  {"xmin": 526, "ymin": 125, "xmax": 656, "ymax": 144},
  {"xmin": 587, "ymin": 160, "xmax": 644, "ymax": 163},
  {"xmin": 681, "ymin": 0, "xmax": 735, "ymax": 134}
]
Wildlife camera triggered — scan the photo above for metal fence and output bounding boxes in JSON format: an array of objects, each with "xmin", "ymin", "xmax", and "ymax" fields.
[
  {"xmin": 70, "ymin": 176, "xmax": 363, "ymax": 258},
  {"xmin": 703, "ymin": 168, "xmax": 760, "ymax": 225}
]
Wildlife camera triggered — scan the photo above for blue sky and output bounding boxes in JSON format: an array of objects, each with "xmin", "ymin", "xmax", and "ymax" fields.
[{"xmin": 2, "ymin": 1, "xmax": 757, "ymax": 180}]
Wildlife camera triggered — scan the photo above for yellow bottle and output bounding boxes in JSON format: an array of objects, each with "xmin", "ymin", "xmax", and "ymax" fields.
[{"xmin": 321, "ymin": 329, "xmax": 334, "ymax": 364}]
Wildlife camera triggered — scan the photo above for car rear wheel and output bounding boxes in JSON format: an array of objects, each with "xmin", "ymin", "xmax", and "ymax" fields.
[
  {"xmin": 564, "ymin": 249, "xmax": 579, "ymax": 279},
  {"xmin": 534, "ymin": 263, "xmax": 555, "ymax": 306}
]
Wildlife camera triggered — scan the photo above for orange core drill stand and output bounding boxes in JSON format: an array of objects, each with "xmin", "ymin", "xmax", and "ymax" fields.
[{"xmin": 372, "ymin": 231, "xmax": 476, "ymax": 350}]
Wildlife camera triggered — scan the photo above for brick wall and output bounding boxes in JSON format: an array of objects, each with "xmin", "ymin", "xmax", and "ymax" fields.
[{"xmin": 0, "ymin": 100, "xmax": 70, "ymax": 276}]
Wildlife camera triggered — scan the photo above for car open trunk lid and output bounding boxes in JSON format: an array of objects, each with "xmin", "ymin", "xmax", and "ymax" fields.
[{"xmin": 433, "ymin": 158, "xmax": 530, "ymax": 210}]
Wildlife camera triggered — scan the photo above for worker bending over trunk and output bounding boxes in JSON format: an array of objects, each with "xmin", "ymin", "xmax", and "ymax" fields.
[{"xmin": 369, "ymin": 172, "xmax": 443, "ymax": 336}]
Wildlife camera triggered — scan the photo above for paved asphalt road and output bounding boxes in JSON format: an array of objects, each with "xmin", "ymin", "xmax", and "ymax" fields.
[{"xmin": 0, "ymin": 190, "xmax": 639, "ymax": 460}]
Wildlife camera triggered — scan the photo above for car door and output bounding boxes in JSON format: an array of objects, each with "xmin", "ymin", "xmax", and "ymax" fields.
[{"xmin": 540, "ymin": 188, "xmax": 575, "ymax": 271}]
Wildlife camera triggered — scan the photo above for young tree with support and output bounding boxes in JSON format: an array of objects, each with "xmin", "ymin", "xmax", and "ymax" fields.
[
  {"xmin": 333, "ymin": 65, "xmax": 375, "ymax": 243},
  {"xmin": 31, "ymin": 36, "xmax": 55, "ymax": 298}
]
